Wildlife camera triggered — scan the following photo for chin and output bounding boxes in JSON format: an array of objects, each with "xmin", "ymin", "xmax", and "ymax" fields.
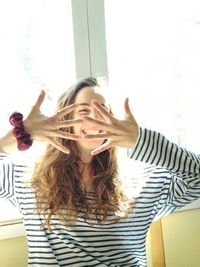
[{"xmin": 79, "ymin": 140, "xmax": 104, "ymax": 150}]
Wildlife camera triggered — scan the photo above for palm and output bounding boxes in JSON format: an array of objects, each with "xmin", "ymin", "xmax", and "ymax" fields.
[{"xmin": 24, "ymin": 90, "xmax": 83, "ymax": 154}]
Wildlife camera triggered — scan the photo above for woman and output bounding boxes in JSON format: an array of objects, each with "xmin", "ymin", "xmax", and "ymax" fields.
[{"xmin": 0, "ymin": 77, "xmax": 200, "ymax": 267}]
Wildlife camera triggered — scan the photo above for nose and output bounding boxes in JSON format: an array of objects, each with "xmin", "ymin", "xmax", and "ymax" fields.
[{"xmin": 90, "ymin": 108, "xmax": 103, "ymax": 120}]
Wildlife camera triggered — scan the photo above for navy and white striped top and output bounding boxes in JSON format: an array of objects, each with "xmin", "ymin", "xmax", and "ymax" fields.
[{"xmin": 0, "ymin": 128, "xmax": 200, "ymax": 267}]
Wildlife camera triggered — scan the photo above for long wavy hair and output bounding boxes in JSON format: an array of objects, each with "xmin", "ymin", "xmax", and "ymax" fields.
[{"xmin": 31, "ymin": 77, "xmax": 131, "ymax": 228}]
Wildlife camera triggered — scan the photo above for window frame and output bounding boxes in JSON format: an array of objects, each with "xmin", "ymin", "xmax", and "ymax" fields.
[{"xmin": 0, "ymin": 0, "xmax": 107, "ymax": 233}]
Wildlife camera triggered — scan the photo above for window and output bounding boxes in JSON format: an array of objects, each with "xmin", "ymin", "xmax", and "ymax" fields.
[
  {"xmin": 104, "ymin": 0, "xmax": 200, "ymax": 153},
  {"xmin": 104, "ymin": 0, "xmax": 200, "ymax": 210},
  {"xmin": 0, "ymin": 0, "xmax": 75, "ymax": 222},
  {"xmin": 1, "ymin": 0, "xmax": 200, "ymax": 223}
]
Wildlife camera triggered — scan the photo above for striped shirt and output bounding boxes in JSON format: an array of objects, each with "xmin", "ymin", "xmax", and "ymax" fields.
[{"xmin": 0, "ymin": 128, "xmax": 200, "ymax": 267}]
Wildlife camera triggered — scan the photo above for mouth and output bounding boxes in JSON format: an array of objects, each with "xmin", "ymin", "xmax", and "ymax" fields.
[{"xmin": 81, "ymin": 128, "xmax": 106, "ymax": 135}]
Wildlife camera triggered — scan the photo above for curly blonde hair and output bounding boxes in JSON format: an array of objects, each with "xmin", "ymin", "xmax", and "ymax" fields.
[{"xmin": 31, "ymin": 77, "xmax": 131, "ymax": 228}]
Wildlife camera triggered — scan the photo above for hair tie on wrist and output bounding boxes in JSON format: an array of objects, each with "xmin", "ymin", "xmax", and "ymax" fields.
[{"xmin": 9, "ymin": 112, "xmax": 33, "ymax": 151}]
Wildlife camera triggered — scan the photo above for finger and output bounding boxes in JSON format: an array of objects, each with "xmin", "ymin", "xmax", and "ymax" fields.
[
  {"xmin": 91, "ymin": 100, "xmax": 116, "ymax": 122},
  {"xmin": 56, "ymin": 119, "xmax": 83, "ymax": 128},
  {"xmin": 46, "ymin": 137, "xmax": 70, "ymax": 154},
  {"xmin": 47, "ymin": 104, "xmax": 81, "ymax": 123},
  {"xmin": 124, "ymin": 98, "xmax": 132, "ymax": 117},
  {"xmin": 56, "ymin": 103, "xmax": 80, "ymax": 118},
  {"xmin": 33, "ymin": 90, "xmax": 46, "ymax": 110},
  {"xmin": 91, "ymin": 140, "xmax": 112, "ymax": 156},
  {"xmin": 57, "ymin": 131, "xmax": 82, "ymax": 141},
  {"xmin": 42, "ymin": 130, "xmax": 82, "ymax": 140},
  {"xmin": 124, "ymin": 98, "xmax": 134, "ymax": 119},
  {"xmin": 83, "ymin": 116, "xmax": 113, "ymax": 131},
  {"xmin": 84, "ymin": 132, "xmax": 116, "ymax": 140}
]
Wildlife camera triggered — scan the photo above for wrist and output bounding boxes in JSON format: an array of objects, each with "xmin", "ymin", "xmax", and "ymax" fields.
[{"xmin": 9, "ymin": 112, "xmax": 33, "ymax": 151}]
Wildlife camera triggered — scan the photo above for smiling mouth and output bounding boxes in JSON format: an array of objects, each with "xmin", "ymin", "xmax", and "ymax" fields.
[{"xmin": 81, "ymin": 128, "xmax": 106, "ymax": 135}]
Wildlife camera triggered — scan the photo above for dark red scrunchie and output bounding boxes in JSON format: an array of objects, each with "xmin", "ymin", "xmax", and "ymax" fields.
[{"xmin": 9, "ymin": 112, "xmax": 33, "ymax": 151}]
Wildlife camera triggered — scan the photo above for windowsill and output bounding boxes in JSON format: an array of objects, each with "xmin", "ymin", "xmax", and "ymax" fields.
[
  {"xmin": 0, "ymin": 219, "xmax": 26, "ymax": 240},
  {"xmin": 178, "ymin": 198, "xmax": 200, "ymax": 212}
]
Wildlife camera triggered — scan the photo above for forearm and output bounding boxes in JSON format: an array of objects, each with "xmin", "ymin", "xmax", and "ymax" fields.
[
  {"xmin": 128, "ymin": 127, "xmax": 200, "ymax": 175},
  {"xmin": 0, "ymin": 112, "xmax": 33, "ymax": 154},
  {"xmin": 0, "ymin": 129, "xmax": 18, "ymax": 154}
]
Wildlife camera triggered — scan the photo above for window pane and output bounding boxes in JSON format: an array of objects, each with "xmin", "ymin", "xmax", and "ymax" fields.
[
  {"xmin": 0, "ymin": 0, "xmax": 75, "ymax": 130},
  {"xmin": 104, "ymin": 0, "xmax": 200, "ymax": 153},
  {"xmin": 0, "ymin": 0, "xmax": 75, "ymax": 221}
]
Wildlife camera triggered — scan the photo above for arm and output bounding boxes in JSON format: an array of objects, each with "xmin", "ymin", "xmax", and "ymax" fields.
[
  {"xmin": 83, "ymin": 97, "xmax": 200, "ymax": 177},
  {"xmin": 0, "ymin": 90, "xmax": 83, "ymax": 154},
  {"xmin": 129, "ymin": 127, "xmax": 200, "ymax": 217},
  {"xmin": 0, "ymin": 90, "xmax": 83, "ymax": 203},
  {"xmin": 128, "ymin": 127, "xmax": 200, "ymax": 175},
  {"xmin": 0, "ymin": 130, "xmax": 17, "ymax": 153},
  {"xmin": 82, "ymin": 99, "xmax": 200, "ymax": 212}
]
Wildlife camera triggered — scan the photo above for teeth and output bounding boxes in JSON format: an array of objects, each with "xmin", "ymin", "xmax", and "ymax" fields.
[
  {"xmin": 81, "ymin": 129, "xmax": 107, "ymax": 135},
  {"xmin": 82, "ymin": 129, "xmax": 100, "ymax": 135}
]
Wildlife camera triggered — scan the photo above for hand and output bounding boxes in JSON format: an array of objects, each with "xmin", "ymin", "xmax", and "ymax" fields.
[
  {"xmin": 82, "ymin": 98, "xmax": 139, "ymax": 155},
  {"xmin": 24, "ymin": 90, "xmax": 83, "ymax": 154}
]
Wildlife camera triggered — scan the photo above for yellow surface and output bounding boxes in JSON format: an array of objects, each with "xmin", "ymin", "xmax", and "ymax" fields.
[
  {"xmin": 0, "ymin": 236, "xmax": 27, "ymax": 267},
  {"xmin": 146, "ymin": 229, "xmax": 153, "ymax": 267},
  {"xmin": 161, "ymin": 208, "xmax": 200, "ymax": 267}
]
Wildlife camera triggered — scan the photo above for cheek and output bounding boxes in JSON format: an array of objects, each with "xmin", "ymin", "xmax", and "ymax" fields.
[
  {"xmin": 72, "ymin": 121, "xmax": 81, "ymax": 134},
  {"xmin": 72, "ymin": 113, "xmax": 81, "ymax": 134}
]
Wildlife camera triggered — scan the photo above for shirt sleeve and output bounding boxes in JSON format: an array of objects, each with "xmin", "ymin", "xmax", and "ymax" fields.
[
  {"xmin": 0, "ymin": 153, "xmax": 15, "ymax": 200},
  {"xmin": 128, "ymin": 127, "xmax": 200, "ymax": 220}
]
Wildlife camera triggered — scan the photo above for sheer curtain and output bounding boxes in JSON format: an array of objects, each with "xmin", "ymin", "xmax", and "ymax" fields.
[{"xmin": 0, "ymin": 0, "xmax": 75, "ymax": 221}]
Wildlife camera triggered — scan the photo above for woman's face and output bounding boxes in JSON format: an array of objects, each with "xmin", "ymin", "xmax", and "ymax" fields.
[{"xmin": 73, "ymin": 86, "xmax": 108, "ymax": 152}]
